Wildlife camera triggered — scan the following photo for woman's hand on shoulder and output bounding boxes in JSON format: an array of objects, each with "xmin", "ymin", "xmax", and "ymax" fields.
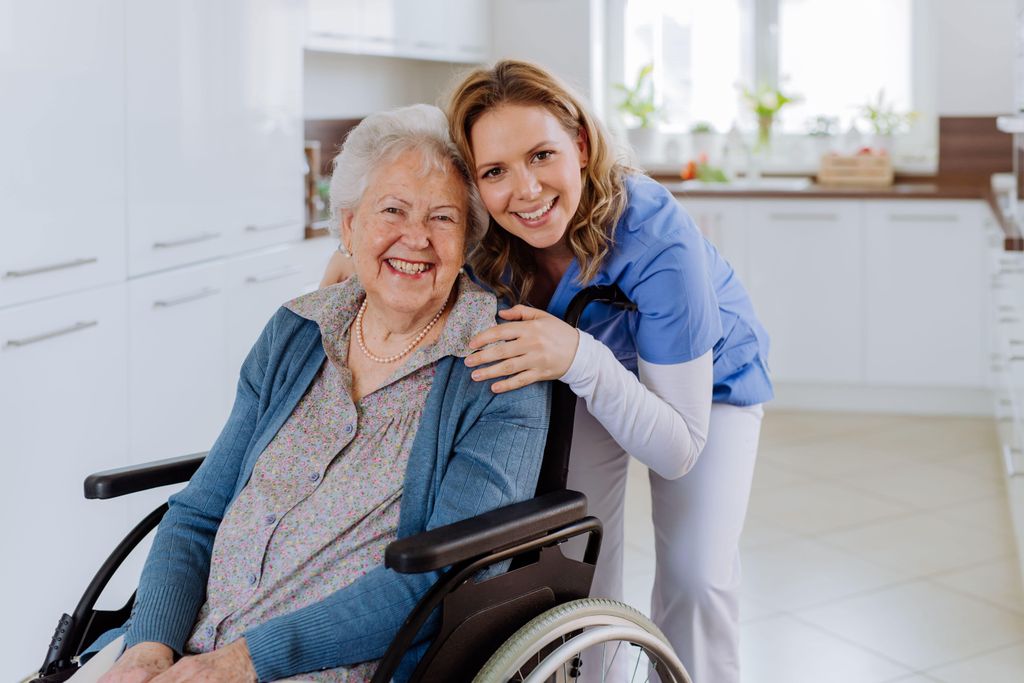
[
  {"xmin": 465, "ymin": 305, "xmax": 579, "ymax": 393},
  {"xmin": 98, "ymin": 642, "xmax": 173, "ymax": 683},
  {"xmin": 149, "ymin": 638, "xmax": 257, "ymax": 682},
  {"xmin": 319, "ymin": 248, "xmax": 355, "ymax": 289}
]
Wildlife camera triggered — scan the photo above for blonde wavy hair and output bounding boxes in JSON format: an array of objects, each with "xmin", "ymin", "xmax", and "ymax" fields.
[{"xmin": 447, "ymin": 60, "xmax": 633, "ymax": 304}]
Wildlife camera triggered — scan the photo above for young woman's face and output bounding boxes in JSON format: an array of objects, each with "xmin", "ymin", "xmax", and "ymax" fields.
[{"xmin": 470, "ymin": 105, "xmax": 589, "ymax": 253}]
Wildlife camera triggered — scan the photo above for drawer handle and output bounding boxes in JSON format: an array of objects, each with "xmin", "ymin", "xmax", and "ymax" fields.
[
  {"xmin": 3, "ymin": 257, "xmax": 98, "ymax": 279},
  {"xmin": 1004, "ymin": 446, "xmax": 1022, "ymax": 478},
  {"xmin": 245, "ymin": 221, "xmax": 297, "ymax": 233},
  {"xmin": 768, "ymin": 213, "xmax": 838, "ymax": 222},
  {"xmin": 153, "ymin": 287, "xmax": 221, "ymax": 309},
  {"xmin": 888, "ymin": 214, "xmax": 959, "ymax": 223},
  {"xmin": 153, "ymin": 232, "xmax": 221, "ymax": 249},
  {"xmin": 246, "ymin": 267, "xmax": 302, "ymax": 284},
  {"xmin": 4, "ymin": 320, "xmax": 98, "ymax": 349},
  {"xmin": 1000, "ymin": 317, "xmax": 1021, "ymax": 324}
]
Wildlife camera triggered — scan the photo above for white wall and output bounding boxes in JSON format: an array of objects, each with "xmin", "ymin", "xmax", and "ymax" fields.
[
  {"xmin": 932, "ymin": 0, "xmax": 1015, "ymax": 115},
  {"xmin": 489, "ymin": 0, "xmax": 604, "ymax": 117},
  {"xmin": 303, "ymin": 51, "xmax": 474, "ymax": 118}
]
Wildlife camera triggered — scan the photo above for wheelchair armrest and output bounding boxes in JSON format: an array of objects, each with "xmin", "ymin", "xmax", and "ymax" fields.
[
  {"xmin": 83, "ymin": 452, "xmax": 208, "ymax": 500},
  {"xmin": 385, "ymin": 489, "xmax": 587, "ymax": 574}
]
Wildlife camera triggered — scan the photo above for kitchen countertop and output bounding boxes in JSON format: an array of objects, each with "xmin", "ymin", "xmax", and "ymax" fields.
[{"xmin": 655, "ymin": 173, "xmax": 1024, "ymax": 252}]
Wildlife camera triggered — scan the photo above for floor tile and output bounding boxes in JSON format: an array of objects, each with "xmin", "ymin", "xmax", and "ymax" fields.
[
  {"xmin": 796, "ymin": 580, "xmax": 1024, "ymax": 670},
  {"xmin": 747, "ymin": 480, "xmax": 910, "ymax": 535},
  {"xmin": 836, "ymin": 460, "xmax": 1001, "ymax": 511},
  {"xmin": 759, "ymin": 439, "xmax": 930, "ymax": 479},
  {"xmin": 925, "ymin": 640, "xmax": 1024, "ymax": 683},
  {"xmin": 749, "ymin": 458, "xmax": 814, "ymax": 490},
  {"xmin": 741, "ymin": 536, "xmax": 906, "ymax": 610},
  {"xmin": 933, "ymin": 496, "xmax": 1016, "ymax": 535},
  {"xmin": 817, "ymin": 511, "xmax": 1014, "ymax": 576},
  {"xmin": 740, "ymin": 513, "xmax": 800, "ymax": 550},
  {"xmin": 740, "ymin": 613, "xmax": 912, "ymax": 683},
  {"xmin": 932, "ymin": 558, "xmax": 1024, "ymax": 614}
]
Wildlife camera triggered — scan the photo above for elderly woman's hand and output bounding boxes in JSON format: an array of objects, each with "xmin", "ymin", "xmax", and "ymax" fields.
[
  {"xmin": 98, "ymin": 642, "xmax": 173, "ymax": 683},
  {"xmin": 465, "ymin": 305, "xmax": 580, "ymax": 393},
  {"xmin": 149, "ymin": 638, "xmax": 256, "ymax": 683}
]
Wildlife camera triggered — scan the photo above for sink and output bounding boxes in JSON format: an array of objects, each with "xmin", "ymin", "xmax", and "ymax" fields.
[{"xmin": 675, "ymin": 177, "xmax": 813, "ymax": 192}]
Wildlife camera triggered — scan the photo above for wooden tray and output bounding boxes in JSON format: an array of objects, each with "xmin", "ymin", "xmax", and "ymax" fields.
[{"xmin": 817, "ymin": 153, "xmax": 894, "ymax": 187}]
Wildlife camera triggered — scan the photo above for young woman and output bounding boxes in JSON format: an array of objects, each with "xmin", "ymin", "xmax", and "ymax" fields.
[
  {"xmin": 320, "ymin": 61, "xmax": 771, "ymax": 682},
  {"xmin": 447, "ymin": 60, "xmax": 772, "ymax": 683}
]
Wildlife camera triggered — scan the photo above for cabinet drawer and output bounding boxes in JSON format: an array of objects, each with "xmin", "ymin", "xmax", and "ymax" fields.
[
  {"xmin": 0, "ymin": 283, "xmax": 131, "ymax": 678},
  {"xmin": 128, "ymin": 261, "xmax": 230, "ymax": 463}
]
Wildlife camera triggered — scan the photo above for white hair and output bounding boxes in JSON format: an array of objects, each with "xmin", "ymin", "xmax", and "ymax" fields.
[{"xmin": 328, "ymin": 104, "xmax": 488, "ymax": 249}]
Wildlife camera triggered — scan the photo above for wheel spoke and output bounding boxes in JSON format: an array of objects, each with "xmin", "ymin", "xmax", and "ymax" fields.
[
  {"xmin": 630, "ymin": 646, "xmax": 643, "ymax": 682},
  {"xmin": 604, "ymin": 641, "xmax": 623, "ymax": 678},
  {"xmin": 601, "ymin": 642, "xmax": 607, "ymax": 683}
]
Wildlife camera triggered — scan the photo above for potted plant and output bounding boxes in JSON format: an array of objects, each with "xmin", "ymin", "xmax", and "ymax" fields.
[
  {"xmin": 804, "ymin": 114, "xmax": 839, "ymax": 161},
  {"xmin": 688, "ymin": 121, "xmax": 718, "ymax": 164},
  {"xmin": 857, "ymin": 89, "xmax": 918, "ymax": 154},
  {"xmin": 740, "ymin": 83, "xmax": 801, "ymax": 150},
  {"xmin": 614, "ymin": 63, "xmax": 660, "ymax": 160}
]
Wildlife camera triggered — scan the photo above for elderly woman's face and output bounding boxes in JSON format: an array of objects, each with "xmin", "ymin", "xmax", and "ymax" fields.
[{"xmin": 341, "ymin": 149, "xmax": 468, "ymax": 318}]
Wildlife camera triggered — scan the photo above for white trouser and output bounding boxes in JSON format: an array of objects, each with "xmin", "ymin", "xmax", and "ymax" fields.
[{"xmin": 566, "ymin": 400, "xmax": 763, "ymax": 683}]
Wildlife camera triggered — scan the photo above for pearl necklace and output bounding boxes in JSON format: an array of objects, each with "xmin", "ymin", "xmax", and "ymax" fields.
[{"xmin": 355, "ymin": 298, "xmax": 447, "ymax": 364}]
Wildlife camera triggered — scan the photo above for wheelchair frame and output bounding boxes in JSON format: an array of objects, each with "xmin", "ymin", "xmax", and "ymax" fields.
[{"xmin": 31, "ymin": 285, "xmax": 658, "ymax": 683}]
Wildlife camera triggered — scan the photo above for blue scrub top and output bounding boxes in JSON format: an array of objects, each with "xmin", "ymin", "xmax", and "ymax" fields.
[{"xmin": 545, "ymin": 174, "xmax": 773, "ymax": 406}]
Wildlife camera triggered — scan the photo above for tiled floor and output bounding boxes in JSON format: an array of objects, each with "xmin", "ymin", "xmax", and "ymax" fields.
[{"xmin": 622, "ymin": 410, "xmax": 1024, "ymax": 682}]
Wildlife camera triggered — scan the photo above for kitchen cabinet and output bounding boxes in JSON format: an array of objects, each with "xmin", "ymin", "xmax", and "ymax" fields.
[
  {"xmin": 306, "ymin": 0, "xmax": 490, "ymax": 63},
  {"xmin": 126, "ymin": 0, "xmax": 304, "ymax": 276},
  {"xmin": 677, "ymin": 198, "xmax": 751, "ymax": 284},
  {"xmin": 231, "ymin": 0, "xmax": 306, "ymax": 254},
  {"xmin": 0, "ymin": 283, "xmax": 130, "ymax": 681},
  {"xmin": 746, "ymin": 200, "xmax": 864, "ymax": 384},
  {"xmin": 128, "ymin": 261, "xmax": 231, "ymax": 464},
  {"xmin": 863, "ymin": 201, "xmax": 987, "ymax": 387},
  {"xmin": 224, "ymin": 245, "xmax": 312, "ymax": 396},
  {"xmin": 0, "ymin": 0, "xmax": 126, "ymax": 309}
]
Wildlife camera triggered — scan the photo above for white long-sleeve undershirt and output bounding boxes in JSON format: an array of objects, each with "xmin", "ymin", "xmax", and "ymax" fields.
[{"xmin": 559, "ymin": 330, "xmax": 712, "ymax": 480}]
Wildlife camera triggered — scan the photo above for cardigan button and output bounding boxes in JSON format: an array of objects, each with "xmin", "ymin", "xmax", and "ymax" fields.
[
  {"xmin": 344, "ymin": 424, "xmax": 354, "ymax": 434},
  {"xmin": 248, "ymin": 573, "xmax": 258, "ymax": 586}
]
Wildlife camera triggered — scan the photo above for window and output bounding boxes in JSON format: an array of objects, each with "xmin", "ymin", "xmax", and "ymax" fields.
[
  {"xmin": 615, "ymin": 0, "xmax": 932, "ymax": 167},
  {"xmin": 777, "ymin": 0, "xmax": 913, "ymax": 133},
  {"xmin": 622, "ymin": 0, "xmax": 748, "ymax": 133}
]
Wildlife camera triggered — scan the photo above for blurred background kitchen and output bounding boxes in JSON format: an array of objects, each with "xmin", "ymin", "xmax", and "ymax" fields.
[{"xmin": 4, "ymin": 0, "xmax": 1024, "ymax": 680}]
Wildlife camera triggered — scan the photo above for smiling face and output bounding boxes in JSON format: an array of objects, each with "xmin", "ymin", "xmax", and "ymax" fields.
[
  {"xmin": 470, "ymin": 104, "xmax": 589, "ymax": 254},
  {"xmin": 341, "ymin": 148, "xmax": 468, "ymax": 321}
]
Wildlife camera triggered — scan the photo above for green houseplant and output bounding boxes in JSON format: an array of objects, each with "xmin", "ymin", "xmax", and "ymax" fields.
[
  {"xmin": 741, "ymin": 83, "xmax": 801, "ymax": 150},
  {"xmin": 614, "ymin": 63, "xmax": 658, "ymax": 129}
]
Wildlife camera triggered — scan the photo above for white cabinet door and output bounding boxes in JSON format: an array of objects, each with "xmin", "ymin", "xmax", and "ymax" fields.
[
  {"xmin": 306, "ymin": 0, "xmax": 396, "ymax": 55},
  {"xmin": 746, "ymin": 200, "xmax": 864, "ymax": 383},
  {"xmin": 864, "ymin": 201, "xmax": 988, "ymax": 387},
  {"xmin": 125, "ymin": 1, "xmax": 238, "ymax": 275},
  {"xmin": 128, "ymin": 261, "xmax": 230, "ymax": 464},
  {"xmin": 446, "ymin": 0, "xmax": 490, "ymax": 62},
  {"xmin": 224, "ymin": 246, "xmax": 310, "ymax": 399},
  {"xmin": 0, "ymin": 284, "xmax": 130, "ymax": 681},
  {"xmin": 0, "ymin": 0, "xmax": 126, "ymax": 309},
  {"xmin": 677, "ymin": 198, "xmax": 750, "ymax": 284},
  {"xmin": 232, "ymin": 0, "xmax": 306, "ymax": 254}
]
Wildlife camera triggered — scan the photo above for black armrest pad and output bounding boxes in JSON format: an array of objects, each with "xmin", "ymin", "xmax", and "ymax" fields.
[
  {"xmin": 385, "ymin": 489, "xmax": 587, "ymax": 574},
  {"xmin": 84, "ymin": 452, "xmax": 208, "ymax": 500}
]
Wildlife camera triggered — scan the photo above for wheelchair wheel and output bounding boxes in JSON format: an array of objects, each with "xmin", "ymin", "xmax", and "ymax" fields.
[{"xmin": 473, "ymin": 598, "xmax": 692, "ymax": 683}]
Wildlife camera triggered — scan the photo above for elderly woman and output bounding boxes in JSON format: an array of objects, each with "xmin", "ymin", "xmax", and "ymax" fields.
[{"xmin": 75, "ymin": 104, "xmax": 549, "ymax": 683}]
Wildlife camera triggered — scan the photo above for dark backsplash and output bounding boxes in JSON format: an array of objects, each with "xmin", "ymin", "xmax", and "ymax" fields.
[
  {"xmin": 938, "ymin": 116, "xmax": 1012, "ymax": 180},
  {"xmin": 305, "ymin": 118, "xmax": 363, "ymax": 176}
]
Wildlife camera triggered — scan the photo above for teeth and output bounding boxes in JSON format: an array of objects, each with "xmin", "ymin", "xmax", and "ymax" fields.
[
  {"xmin": 514, "ymin": 199, "xmax": 554, "ymax": 221},
  {"xmin": 387, "ymin": 258, "xmax": 431, "ymax": 274}
]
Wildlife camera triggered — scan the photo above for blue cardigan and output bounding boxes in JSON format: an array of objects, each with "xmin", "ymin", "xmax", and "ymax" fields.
[{"xmin": 94, "ymin": 306, "xmax": 550, "ymax": 680}]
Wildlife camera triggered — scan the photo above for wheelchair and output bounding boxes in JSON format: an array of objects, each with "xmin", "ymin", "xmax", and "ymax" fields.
[{"xmin": 28, "ymin": 286, "xmax": 692, "ymax": 683}]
